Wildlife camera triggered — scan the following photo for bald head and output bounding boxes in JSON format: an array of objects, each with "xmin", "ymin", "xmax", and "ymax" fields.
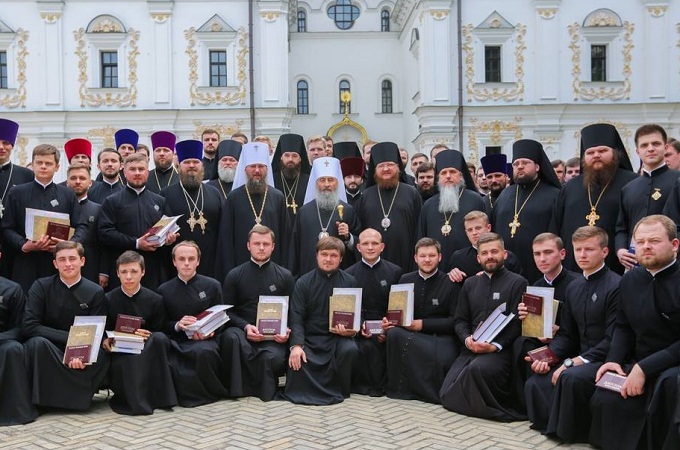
[{"xmin": 357, "ymin": 228, "xmax": 384, "ymax": 264}]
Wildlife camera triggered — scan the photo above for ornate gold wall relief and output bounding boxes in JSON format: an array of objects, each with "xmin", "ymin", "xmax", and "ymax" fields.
[
  {"xmin": 537, "ymin": 9, "xmax": 557, "ymax": 20},
  {"xmin": 467, "ymin": 118, "xmax": 523, "ymax": 164},
  {"xmin": 647, "ymin": 6, "xmax": 667, "ymax": 17},
  {"xmin": 88, "ymin": 126, "xmax": 117, "ymax": 148},
  {"xmin": 40, "ymin": 13, "xmax": 62, "ymax": 24},
  {"xmin": 15, "ymin": 136, "xmax": 28, "ymax": 166},
  {"xmin": 0, "ymin": 29, "xmax": 28, "ymax": 109},
  {"xmin": 192, "ymin": 120, "xmax": 245, "ymax": 139}
]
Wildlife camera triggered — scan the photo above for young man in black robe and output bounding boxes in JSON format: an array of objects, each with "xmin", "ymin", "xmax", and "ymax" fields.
[
  {"xmin": 523, "ymin": 226, "xmax": 619, "ymax": 442},
  {"xmin": 98, "ymin": 153, "xmax": 177, "ymax": 290},
  {"xmin": 272, "ymin": 133, "xmax": 311, "ymax": 222},
  {"xmin": 279, "ymin": 236, "xmax": 360, "ymax": 405},
  {"xmin": 147, "ymin": 131, "xmax": 178, "ymax": 194},
  {"xmin": 220, "ymin": 225, "xmax": 295, "ymax": 401},
  {"xmin": 0, "ymin": 259, "xmax": 36, "ymax": 425},
  {"xmin": 289, "ymin": 156, "xmax": 360, "ymax": 277},
  {"xmin": 551, "ymin": 123, "xmax": 637, "ymax": 274},
  {"xmin": 591, "ymin": 215, "xmax": 680, "ymax": 450},
  {"xmin": 88, "ymin": 148, "xmax": 124, "ymax": 204},
  {"xmin": 492, "ymin": 139, "xmax": 562, "ymax": 283},
  {"xmin": 479, "ymin": 154, "xmax": 509, "ymax": 217},
  {"xmin": 417, "ymin": 150, "xmax": 484, "ymax": 272},
  {"xmin": 158, "ymin": 241, "xmax": 228, "ymax": 407},
  {"xmin": 440, "ymin": 232, "xmax": 527, "ymax": 421},
  {"xmin": 1, "ymin": 144, "xmax": 87, "ymax": 293},
  {"xmin": 340, "ymin": 156, "xmax": 364, "ymax": 208},
  {"xmin": 356, "ymin": 142, "xmax": 422, "ymax": 272},
  {"xmin": 161, "ymin": 140, "xmax": 225, "ymax": 279},
  {"xmin": 346, "ymin": 228, "xmax": 402, "ymax": 396},
  {"xmin": 201, "ymin": 129, "xmax": 220, "ymax": 181},
  {"xmin": 207, "ymin": 139, "xmax": 241, "ymax": 200},
  {"xmin": 384, "ymin": 237, "xmax": 460, "ymax": 404},
  {"xmin": 103, "ymin": 250, "xmax": 177, "ymax": 415},
  {"xmin": 23, "ymin": 241, "xmax": 110, "ymax": 411}
]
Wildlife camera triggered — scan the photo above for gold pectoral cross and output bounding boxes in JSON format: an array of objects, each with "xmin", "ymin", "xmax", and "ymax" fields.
[
  {"xmin": 289, "ymin": 200, "xmax": 298, "ymax": 214},
  {"xmin": 187, "ymin": 213, "xmax": 197, "ymax": 232},
  {"xmin": 586, "ymin": 207, "xmax": 600, "ymax": 226},
  {"xmin": 509, "ymin": 215, "xmax": 521, "ymax": 238},
  {"xmin": 195, "ymin": 212, "xmax": 208, "ymax": 234}
]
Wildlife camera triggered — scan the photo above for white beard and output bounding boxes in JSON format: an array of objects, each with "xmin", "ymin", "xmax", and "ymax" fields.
[
  {"xmin": 218, "ymin": 166, "xmax": 236, "ymax": 183},
  {"xmin": 317, "ymin": 189, "xmax": 339, "ymax": 211},
  {"xmin": 438, "ymin": 181, "xmax": 463, "ymax": 214}
]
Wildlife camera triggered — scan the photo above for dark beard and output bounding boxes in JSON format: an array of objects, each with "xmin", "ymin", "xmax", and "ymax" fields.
[
  {"xmin": 180, "ymin": 173, "xmax": 202, "ymax": 190},
  {"xmin": 514, "ymin": 173, "xmax": 538, "ymax": 186},
  {"xmin": 282, "ymin": 164, "xmax": 300, "ymax": 180},
  {"xmin": 247, "ymin": 178, "xmax": 267, "ymax": 194},
  {"xmin": 583, "ymin": 158, "xmax": 618, "ymax": 189},
  {"xmin": 375, "ymin": 173, "xmax": 399, "ymax": 190}
]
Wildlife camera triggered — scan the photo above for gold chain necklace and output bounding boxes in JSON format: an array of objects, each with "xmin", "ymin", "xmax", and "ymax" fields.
[
  {"xmin": 586, "ymin": 179, "xmax": 612, "ymax": 226},
  {"xmin": 217, "ymin": 179, "xmax": 228, "ymax": 199},
  {"xmin": 280, "ymin": 172, "xmax": 300, "ymax": 214},
  {"xmin": 180, "ymin": 182, "xmax": 207, "ymax": 234},
  {"xmin": 509, "ymin": 179, "xmax": 541, "ymax": 238},
  {"xmin": 377, "ymin": 182, "xmax": 400, "ymax": 230},
  {"xmin": 154, "ymin": 167, "xmax": 176, "ymax": 191},
  {"xmin": 245, "ymin": 184, "xmax": 268, "ymax": 225},
  {"xmin": 441, "ymin": 188, "xmax": 465, "ymax": 236}
]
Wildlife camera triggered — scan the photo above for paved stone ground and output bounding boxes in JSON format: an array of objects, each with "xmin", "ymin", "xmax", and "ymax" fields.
[{"xmin": 0, "ymin": 392, "xmax": 592, "ymax": 450}]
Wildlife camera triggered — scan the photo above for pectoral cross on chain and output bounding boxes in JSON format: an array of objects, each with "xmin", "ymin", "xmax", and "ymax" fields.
[
  {"xmin": 195, "ymin": 212, "xmax": 208, "ymax": 234},
  {"xmin": 290, "ymin": 200, "xmax": 298, "ymax": 214},
  {"xmin": 509, "ymin": 215, "xmax": 521, "ymax": 238},
  {"xmin": 0, "ymin": 202, "xmax": 4, "ymax": 219},
  {"xmin": 586, "ymin": 208, "xmax": 600, "ymax": 226}
]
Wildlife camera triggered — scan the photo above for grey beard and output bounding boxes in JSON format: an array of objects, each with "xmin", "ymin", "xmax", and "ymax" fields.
[
  {"xmin": 438, "ymin": 182, "xmax": 462, "ymax": 214},
  {"xmin": 180, "ymin": 173, "xmax": 202, "ymax": 190},
  {"xmin": 317, "ymin": 189, "xmax": 339, "ymax": 211},
  {"xmin": 218, "ymin": 166, "xmax": 236, "ymax": 183},
  {"xmin": 247, "ymin": 178, "xmax": 267, "ymax": 194}
]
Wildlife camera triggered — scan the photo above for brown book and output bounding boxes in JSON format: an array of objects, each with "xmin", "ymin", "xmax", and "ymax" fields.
[
  {"xmin": 386, "ymin": 285, "xmax": 414, "ymax": 326},
  {"xmin": 63, "ymin": 324, "xmax": 97, "ymax": 365},
  {"xmin": 596, "ymin": 371, "xmax": 627, "ymax": 393},
  {"xmin": 63, "ymin": 344, "xmax": 91, "ymax": 364},
  {"xmin": 527, "ymin": 345, "xmax": 559, "ymax": 365},
  {"xmin": 328, "ymin": 293, "xmax": 360, "ymax": 331},
  {"xmin": 256, "ymin": 297, "xmax": 288, "ymax": 339},
  {"xmin": 331, "ymin": 311, "xmax": 354, "ymax": 328},
  {"xmin": 115, "ymin": 314, "xmax": 143, "ymax": 334},
  {"xmin": 522, "ymin": 293, "xmax": 543, "ymax": 315},
  {"xmin": 363, "ymin": 320, "xmax": 384, "ymax": 335},
  {"xmin": 46, "ymin": 221, "xmax": 71, "ymax": 240},
  {"xmin": 386, "ymin": 310, "xmax": 403, "ymax": 326}
]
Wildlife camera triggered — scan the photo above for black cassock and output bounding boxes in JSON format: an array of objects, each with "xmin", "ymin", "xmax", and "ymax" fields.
[
  {"xmin": 279, "ymin": 269, "xmax": 360, "ymax": 405},
  {"xmin": 440, "ymin": 267, "xmax": 527, "ymax": 421},
  {"xmin": 526, "ymin": 266, "xmax": 620, "ymax": 442},
  {"xmin": 356, "ymin": 183, "xmax": 422, "ymax": 272},
  {"xmin": 146, "ymin": 167, "xmax": 179, "ymax": 195},
  {"xmin": 288, "ymin": 200, "xmax": 360, "ymax": 277},
  {"xmin": 78, "ymin": 198, "xmax": 109, "ymax": 284},
  {"xmin": 615, "ymin": 165, "xmax": 680, "ymax": 252},
  {"xmin": 590, "ymin": 263, "xmax": 680, "ymax": 450},
  {"xmin": 492, "ymin": 180, "xmax": 560, "ymax": 283},
  {"xmin": 98, "ymin": 186, "xmax": 169, "ymax": 290},
  {"xmin": 0, "ymin": 277, "xmax": 37, "ymax": 425},
  {"xmin": 159, "ymin": 275, "xmax": 228, "ymax": 407},
  {"xmin": 551, "ymin": 170, "xmax": 637, "ymax": 274},
  {"xmin": 88, "ymin": 179, "xmax": 124, "ymax": 205},
  {"xmin": 483, "ymin": 191, "xmax": 501, "ymax": 218},
  {"xmin": 161, "ymin": 183, "xmax": 225, "ymax": 279},
  {"xmin": 220, "ymin": 260, "xmax": 295, "ymax": 401},
  {"xmin": 386, "ymin": 270, "xmax": 460, "ymax": 404},
  {"xmin": 0, "ymin": 162, "xmax": 33, "ymax": 277},
  {"xmin": 105, "ymin": 286, "xmax": 177, "ymax": 415},
  {"xmin": 661, "ymin": 177, "xmax": 680, "ymax": 233},
  {"xmin": 202, "ymin": 156, "xmax": 217, "ymax": 181},
  {"xmin": 207, "ymin": 178, "xmax": 233, "ymax": 200},
  {"xmin": 345, "ymin": 258, "xmax": 402, "ymax": 396},
  {"xmin": 220, "ymin": 185, "xmax": 289, "ymax": 275},
  {"xmin": 448, "ymin": 246, "xmax": 524, "ymax": 278},
  {"xmin": 345, "ymin": 189, "xmax": 362, "ymax": 209},
  {"xmin": 274, "ymin": 171, "xmax": 309, "ymax": 225},
  {"xmin": 23, "ymin": 276, "xmax": 110, "ymax": 411},
  {"xmin": 417, "ymin": 189, "xmax": 485, "ymax": 271},
  {"xmin": 1, "ymin": 181, "xmax": 87, "ymax": 293}
]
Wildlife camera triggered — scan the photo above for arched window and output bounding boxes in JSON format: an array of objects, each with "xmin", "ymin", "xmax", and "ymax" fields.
[
  {"xmin": 327, "ymin": 0, "xmax": 360, "ymax": 30},
  {"xmin": 297, "ymin": 10, "xmax": 307, "ymax": 32},
  {"xmin": 381, "ymin": 10, "xmax": 390, "ymax": 32},
  {"xmin": 297, "ymin": 80, "xmax": 309, "ymax": 114},
  {"xmin": 339, "ymin": 80, "xmax": 351, "ymax": 114},
  {"xmin": 381, "ymin": 80, "xmax": 392, "ymax": 113}
]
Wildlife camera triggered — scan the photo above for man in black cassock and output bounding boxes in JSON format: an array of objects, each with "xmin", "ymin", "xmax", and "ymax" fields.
[
  {"xmin": 1, "ymin": 144, "xmax": 87, "ymax": 293},
  {"xmin": 103, "ymin": 250, "xmax": 177, "ymax": 415},
  {"xmin": 590, "ymin": 215, "xmax": 680, "ymax": 450},
  {"xmin": 98, "ymin": 153, "xmax": 177, "ymax": 290},
  {"xmin": 146, "ymin": 131, "xmax": 178, "ymax": 195},
  {"xmin": 88, "ymin": 148, "xmax": 124, "ymax": 204},
  {"xmin": 207, "ymin": 139, "xmax": 242, "ymax": 200},
  {"xmin": 551, "ymin": 123, "xmax": 637, "ymax": 274},
  {"xmin": 479, "ymin": 154, "xmax": 509, "ymax": 217},
  {"xmin": 201, "ymin": 129, "xmax": 220, "ymax": 181},
  {"xmin": 440, "ymin": 232, "xmax": 527, "ymax": 421},
  {"xmin": 158, "ymin": 241, "xmax": 228, "ymax": 407},
  {"xmin": 384, "ymin": 237, "xmax": 460, "ymax": 404},
  {"xmin": 346, "ymin": 228, "xmax": 402, "ymax": 396},
  {"xmin": 492, "ymin": 139, "xmax": 561, "ymax": 283},
  {"xmin": 0, "ymin": 263, "xmax": 36, "ymax": 425},
  {"xmin": 161, "ymin": 140, "xmax": 225, "ymax": 279},
  {"xmin": 523, "ymin": 226, "xmax": 619, "ymax": 442},
  {"xmin": 418, "ymin": 150, "xmax": 484, "ymax": 271},
  {"xmin": 616, "ymin": 125, "xmax": 680, "ymax": 270},
  {"xmin": 279, "ymin": 237, "xmax": 360, "ymax": 405},
  {"xmin": 356, "ymin": 142, "xmax": 422, "ymax": 272},
  {"xmin": 340, "ymin": 156, "xmax": 365, "ymax": 208},
  {"xmin": 272, "ymin": 133, "xmax": 311, "ymax": 222},
  {"xmin": 221, "ymin": 142, "xmax": 288, "ymax": 274},
  {"xmin": 23, "ymin": 241, "xmax": 110, "ymax": 411},
  {"xmin": 220, "ymin": 225, "xmax": 295, "ymax": 401},
  {"xmin": 289, "ymin": 156, "xmax": 360, "ymax": 277}
]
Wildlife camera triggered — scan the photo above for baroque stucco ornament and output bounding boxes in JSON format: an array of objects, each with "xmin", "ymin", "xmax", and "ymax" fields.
[
  {"xmin": 0, "ymin": 29, "xmax": 29, "ymax": 109},
  {"xmin": 467, "ymin": 118, "xmax": 523, "ymax": 165}
]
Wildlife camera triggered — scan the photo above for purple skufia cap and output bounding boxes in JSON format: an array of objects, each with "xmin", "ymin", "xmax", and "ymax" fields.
[
  {"xmin": 175, "ymin": 140, "xmax": 203, "ymax": 162},
  {"xmin": 0, "ymin": 118, "xmax": 19, "ymax": 145},
  {"xmin": 115, "ymin": 129, "xmax": 139, "ymax": 149},
  {"xmin": 151, "ymin": 131, "xmax": 176, "ymax": 151}
]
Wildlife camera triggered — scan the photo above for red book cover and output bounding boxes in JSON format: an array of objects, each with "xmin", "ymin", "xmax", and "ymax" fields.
[
  {"xmin": 522, "ymin": 292, "xmax": 543, "ymax": 315},
  {"xmin": 527, "ymin": 345, "xmax": 559, "ymax": 365},
  {"xmin": 258, "ymin": 318, "xmax": 282, "ymax": 335},
  {"xmin": 331, "ymin": 311, "xmax": 354, "ymax": 329},
  {"xmin": 363, "ymin": 320, "xmax": 384, "ymax": 335},
  {"xmin": 596, "ymin": 372, "xmax": 627, "ymax": 393},
  {"xmin": 195, "ymin": 309, "xmax": 214, "ymax": 321},
  {"xmin": 63, "ymin": 344, "xmax": 91, "ymax": 365},
  {"xmin": 386, "ymin": 310, "xmax": 403, "ymax": 326},
  {"xmin": 46, "ymin": 221, "xmax": 71, "ymax": 240},
  {"xmin": 115, "ymin": 314, "xmax": 143, "ymax": 334}
]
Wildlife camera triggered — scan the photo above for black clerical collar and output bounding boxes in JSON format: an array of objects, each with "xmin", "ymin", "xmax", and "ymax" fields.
[
  {"xmin": 203, "ymin": 156, "xmax": 215, "ymax": 162},
  {"xmin": 418, "ymin": 269, "xmax": 438, "ymax": 281},
  {"xmin": 122, "ymin": 285, "xmax": 142, "ymax": 298},
  {"xmin": 518, "ymin": 177, "xmax": 539, "ymax": 189},
  {"xmin": 103, "ymin": 178, "xmax": 120, "ymax": 187},
  {"xmin": 158, "ymin": 166, "xmax": 175, "ymax": 174},
  {"xmin": 126, "ymin": 184, "xmax": 146, "ymax": 195},
  {"xmin": 177, "ymin": 273, "xmax": 198, "ymax": 284},
  {"xmin": 34, "ymin": 179, "xmax": 54, "ymax": 189},
  {"xmin": 484, "ymin": 266, "xmax": 507, "ymax": 278},
  {"xmin": 346, "ymin": 189, "xmax": 361, "ymax": 198},
  {"xmin": 647, "ymin": 259, "xmax": 677, "ymax": 277},
  {"xmin": 0, "ymin": 161, "xmax": 12, "ymax": 170},
  {"xmin": 60, "ymin": 276, "xmax": 82, "ymax": 289},
  {"xmin": 318, "ymin": 268, "xmax": 338, "ymax": 278},
  {"xmin": 362, "ymin": 257, "xmax": 381, "ymax": 268},
  {"xmin": 642, "ymin": 164, "xmax": 668, "ymax": 178},
  {"xmin": 250, "ymin": 258, "xmax": 271, "ymax": 268},
  {"xmin": 543, "ymin": 266, "xmax": 564, "ymax": 285},
  {"xmin": 583, "ymin": 264, "xmax": 607, "ymax": 280}
]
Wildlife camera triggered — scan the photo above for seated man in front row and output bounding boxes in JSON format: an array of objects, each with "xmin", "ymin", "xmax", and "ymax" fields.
[
  {"xmin": 280, "ymin": 236, "xmax": 359, "ymax": 405},
  {"xmin": 220, "ymin": 225, "xmax": 295, "ymax": 401},
  {"xmin": 384, "ymin": 237, "xmax": 460, "ymax": 404}
]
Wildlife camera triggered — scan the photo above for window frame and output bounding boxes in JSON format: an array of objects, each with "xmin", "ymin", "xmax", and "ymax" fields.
[
  {"xmin": 209, "ymin": 49, "xmax": 228, "ymax": 87},
  {"xmin": 590, "ymin": 44, "xmax": 607, "ymax": 82},
  {"xmin": 327, "ymin": 0, "xmax": 360, "ymax": 31},
  {"xmin": 381, "ymin": 79, "xmax": 392, "ymax": 113},
  {"xmin": 297, "ymin": 10, "xmax": 307, "ymax": 32},
  {"xmin": 339, "ymin": 79, "xmax": 351, "ymax": 114},
  {"xmin": 100, "ymin": 50, "xmax": 118, "ymax": 88},
  {"xmin": 0, "ymin": 50, "xmax": 7, "ymax": 89},
  {"xmin": 484, "ymin": 45, "xmax": 502, "ymax": 83},
  {"xmin": 381, "ymin": 10, "xmax": 390, "ymax": 32},
  {"xmin": 296, "ymin": 80, "xmax": 309, "ymax": 115}
]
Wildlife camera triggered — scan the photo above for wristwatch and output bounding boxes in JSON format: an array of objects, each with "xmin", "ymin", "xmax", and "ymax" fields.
[{"xmin": 563, "ymin": 358, "xmax": 574, "ymax": 368}]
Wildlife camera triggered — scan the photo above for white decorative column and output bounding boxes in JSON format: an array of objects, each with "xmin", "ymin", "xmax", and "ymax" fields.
[
  {"xmin": 39, "ymin": 2, "xmax": 64, "ymax": 106},
  {"xmin": 642, "ymin": 1, "xmax": 669, "ymax": 99},
  {"xmin": 148, "ymin": 2, "xmax": 174, "ymax": 105},
  {"xmin": 533, "ymin": 0, "xmax": 561, "ymax": 100},
  {"xmin": 258, "ymin": 1, "xmax": 289, "ymax": 106},
  {"xmin": 420, "ymin": 2, "xmax": 453, "ymax": 104}
]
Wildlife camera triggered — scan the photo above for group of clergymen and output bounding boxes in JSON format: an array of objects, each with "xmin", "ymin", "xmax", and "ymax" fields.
[{"xmin": 0, "ymin": 116, "xmax": 679, "ymax": 450}]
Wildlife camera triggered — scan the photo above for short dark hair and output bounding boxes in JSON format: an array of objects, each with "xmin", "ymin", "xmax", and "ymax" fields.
[
  {"xmin": 316, "ymin": 236, "xmax": 345, "ymax": 257},
  {"xmin": 552, "ymin": 159, "xmax": 565, "ymax": 169},
  {"xmin": 668, "ymin": 137, "xmax": 680, "ymax": 154},
  {"xmin": 202, "ymin": 129, "xmax": 221, "ymax": 140},
  {"xmin": 533, "ymin": 232, "xmax": 564, "ymax": 250},
  {"xmin": 411, "ymin": 152, "xmax": 428, "ymax": 162},
  {"xmin": 414, "ymin": 237, "xmax": 441, "ymax": 254},
  {"xmin": 136, "ymin": 143, "xmax": 150, "ymax": 158},
  {"xmin": 98, "ymin": 148, "xmax": 122, "ymax": 164},
  {"xmin": 572, "ymin": 226, "xmax": 608, "ymax": 248},
  {"xmin": 566, "ymin": 157, "xmax": 580, "ymax": 168},
  {"xmin": 33, "ymin": 144, "xmax": 60, "ymax": 164},
  {"xmin": 67, "ymin": 163, "xmax": 91, "ymax": 176},
  {"xmin": 635, "ymin": 124, "xmax": 667, "ymax": 146},
  {"xmin": 117, "ymin": 250, "xmax": 145, "ymax": 270},
  {"xmin": 477, "ymin": 232, "xmax": 504, "ymax": 250},
  {"xmin": 416, "ymin": 161, "xmax": 436, "ymax": 176},
  {"xmin": 124, "ymin": 152, "xmax": 148, "ymax": 166},
  {"xmin": 54, "ymin": 240, "xmax": 84, "ymax": 257}
]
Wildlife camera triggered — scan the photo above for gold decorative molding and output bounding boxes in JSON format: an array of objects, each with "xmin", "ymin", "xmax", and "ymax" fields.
[
  {"xmin": 192, "ymin": 120, "xmax": 245, "ymax": 140},
  {"xmin": 0, "ymin": 29, "xmax": 28, "ymax": 109},
  {"xmin": 260, "ymin": 12, "xmax": 281, "ymax": 22},
  {"xmin": 468, "ymin": 118, "xmax": 523, "ymax": 164},
  {"xmin": 573, "ymin": 120, "xmax": 632, "ymax": 156},
  {"xmin": 184, "ymin": 27, "xmax": 248, "ymax": 106},
  {"xmin": 40, "ymin": 12, "xmax": 62, "ymax": 24},
  {"xmin": 74, "ymin": 28, "xmax": 140, "ymax": 107},
  {"xmin": 87, "ymin": 126, "xmax": 117, "ymax": 148},
  {"xmin": 537, "ymin": 8, "xmax": 557, "ymax": 20},
  {"xmin": 15, "ymin": 136, "xmax": 28, "ymax": 167},
  {"xmin": 646, "ymin": 6, "xmax": 667, "ymax": 18},
  {"xmin": 430, "ymin": 10, "xmax": 449, "ymax": 20},
  {"xmin": 90, "ymin": 18, "xmax": 124, "ymax": 33},
  {"xmin": 568, "ymin": 22, "xmax": 634, "ymax": 101},
  {"xmin": 151, "ymin": 13, "xmax": 171, "ymax": 23},
  {"xmin": 462, "ymin": 24, "xmax": 526, "ymax": 102},
  {"xmin": 585, "ymin": 11, "xmax": 620, "ymax": 27}
]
